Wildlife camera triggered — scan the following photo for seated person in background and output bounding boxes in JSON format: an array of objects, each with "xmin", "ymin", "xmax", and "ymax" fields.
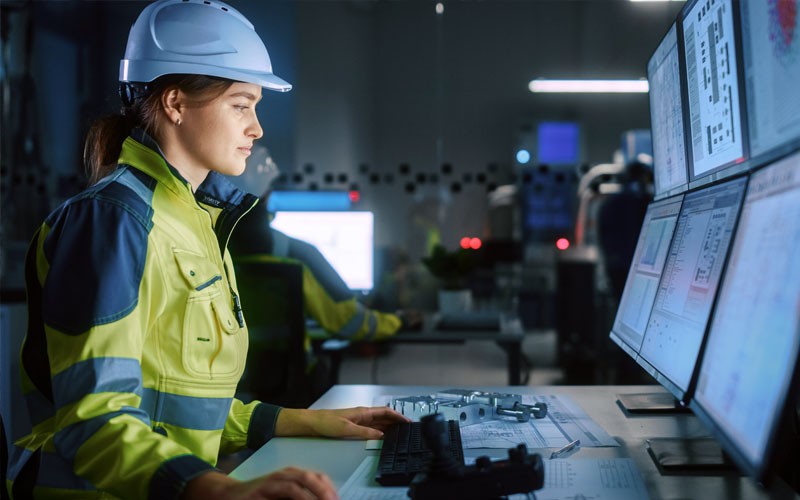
[
  {"xmin": 226, "ymin": 152, "xmax": 422, "ymax": 347},
  {"xmin": 230, "ymin": 202, "xmax": 421, "ymax": 341},
  {"xmin": 597, "ymin": 161, "xmax": 654, "ymax": 301}
]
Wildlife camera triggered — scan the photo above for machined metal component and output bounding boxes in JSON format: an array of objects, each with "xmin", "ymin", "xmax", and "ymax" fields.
[{"xmin": 388, "ymin": 389, "xmax": 548, "ymax": 427}]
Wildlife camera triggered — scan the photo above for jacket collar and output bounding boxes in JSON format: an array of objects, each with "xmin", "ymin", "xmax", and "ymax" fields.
[{"xmin": 118, "ymin": 128, "xmax": 256, "ymax": 214}]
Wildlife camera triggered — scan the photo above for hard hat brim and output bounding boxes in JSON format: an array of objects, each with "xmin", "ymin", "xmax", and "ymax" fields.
[{"xmin": 120, "ymin": 59, "xmax": 292, "ymax": 92}]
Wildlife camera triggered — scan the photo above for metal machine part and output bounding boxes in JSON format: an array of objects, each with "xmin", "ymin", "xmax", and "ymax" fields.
[{"xmin": 388, "ymin": 389, "xmax": 548, "ymax": 427}]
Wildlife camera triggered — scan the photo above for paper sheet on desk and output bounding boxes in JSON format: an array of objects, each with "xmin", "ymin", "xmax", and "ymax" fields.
[
  {"xmin": 339, "ymin": 456, "xmax": 650, "ymax": 500},
  {"xmin": 374, "ymin": 394, "xmax": 618, "ymax": 449}
]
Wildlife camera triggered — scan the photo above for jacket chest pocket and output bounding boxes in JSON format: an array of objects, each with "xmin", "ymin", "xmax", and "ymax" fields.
[{"xmin": 174, "ymin": 249, "xmax": 246, "ymax": 381}]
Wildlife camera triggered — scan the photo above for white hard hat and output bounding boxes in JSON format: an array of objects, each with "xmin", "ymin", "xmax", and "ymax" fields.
[{"xmin": 119, "ymin": 0, "xmax": 291, "ymax": 92}]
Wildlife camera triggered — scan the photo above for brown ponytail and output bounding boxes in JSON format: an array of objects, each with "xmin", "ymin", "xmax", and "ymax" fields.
[{"xmin": 83, "ymin": 74, "xmax": 234, "ymax": 185}]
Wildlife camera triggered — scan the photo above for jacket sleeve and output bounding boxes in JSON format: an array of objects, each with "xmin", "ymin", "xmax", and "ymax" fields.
[
  {"xmin": 219, "ymin": 400, "xmax": 282, "ymax": 454},
  {"xmin": 38, "ymin": 197, "xmax": 214, "ymax": 500},
  {"xmin": 300, "ymin": 263, "xmax": 402, "ymax": 341}
]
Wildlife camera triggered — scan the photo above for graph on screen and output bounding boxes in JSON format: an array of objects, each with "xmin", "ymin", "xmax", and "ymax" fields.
[
  {"xmin": 649, "ymin": 23, "xmax": 689, "ymax": 196},
  {"xmin": 693, "ymin": 149, "xmax": 800, "ymax": 474},
  {"xmin": 638, "ymin": 176, "xmax": 746, "ymax": 395},
  {"xmin": 740, "ymin": 0, "xmax": 800, "ymax": 158},
  {"xmin": 611, "ymin": 196, "xmax": 683, "ymax": 353},
  {"xmin": 683, "ymin": 0, "xmax": 746, "ymax": 178}
]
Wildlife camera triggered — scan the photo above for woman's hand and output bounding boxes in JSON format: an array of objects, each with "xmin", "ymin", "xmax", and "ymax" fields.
[
  {"xmin": 276, "ymin": 406, "xmax": 410, "ymax": 440},
  {"xmin": 182, "ymin": 469, "xmax": 337, "ymax": 500}
]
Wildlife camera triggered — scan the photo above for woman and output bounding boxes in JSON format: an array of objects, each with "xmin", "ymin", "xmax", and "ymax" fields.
[{"xmin": 10, "ymin": 1, "xmax": 407, "ymax": 498}]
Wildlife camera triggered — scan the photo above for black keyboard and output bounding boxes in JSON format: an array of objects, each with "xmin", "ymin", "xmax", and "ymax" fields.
[{"xmin": 375, "ymin": 420, "xmax": 465, "ymax": 486}]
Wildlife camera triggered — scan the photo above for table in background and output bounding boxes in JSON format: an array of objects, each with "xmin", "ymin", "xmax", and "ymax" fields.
[
  {"xmin": 313, "ymin": 315, "xmax": 529, "ymax": 386},
  {"xmin": 232, "ymin": 384, "xmax": 799, "ymax": 500}
]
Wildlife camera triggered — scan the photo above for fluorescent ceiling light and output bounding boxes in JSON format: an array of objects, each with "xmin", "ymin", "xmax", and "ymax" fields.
[
  {"xmin": 528, "ymin": 79, "xmax": 649, "ymax": 93},
  {"xmin": 629, "ymin": 0, "xmax": 684, "ymax": 2}
]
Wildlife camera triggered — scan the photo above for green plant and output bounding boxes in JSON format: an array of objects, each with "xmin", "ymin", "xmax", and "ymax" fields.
[{"xmin": 421, "ymin": 244, "xmax": 478, "ymax": 290}]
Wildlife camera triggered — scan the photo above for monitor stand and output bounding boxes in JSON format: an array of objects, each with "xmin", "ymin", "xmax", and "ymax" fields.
[
  {"xmin": 616, "ymin": 392, "xmax": 692, "ymax": 414},
  {"xmin": 646, "ymin": 438, "xmax": 739, "ymax": 475}
]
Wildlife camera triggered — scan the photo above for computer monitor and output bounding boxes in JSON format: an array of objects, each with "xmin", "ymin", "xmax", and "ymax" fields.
[
  {"xmin": 648, "ymin": 22, "xmax": 690, "ymax": 198},
  {"xmin": 270, "ymin": 211, "xmax": 374, "ymax": 292},
  {"xmin": 690, "ymin": 150, "xmax": 800, "ymax": 484},
  {"xmin": 637, "ymin": 176, "xmax": 747, "ymax": 401},
  {"xmin": 739, "ymin": 1, "xmax": 800, "ymax": 162},
  {"xmin": 267, "ymin": 191, "xmax": 352, "ymax": 212},
  {"xmin": 537, "ymin": 122, "xmax": 581, "ymax": 166},
  {"xmin": 610, "ymin": 195, "xmax": 684, "ymax": 359},
  {"xmin": 681, "ymin": 0, "xmax": 747, "ymax": 181}
]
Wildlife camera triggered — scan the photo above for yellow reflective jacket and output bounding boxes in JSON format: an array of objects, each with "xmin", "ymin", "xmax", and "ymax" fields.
[{"xmin": 9, "ymin": 130, "xmax": 281, "ymax": 499}]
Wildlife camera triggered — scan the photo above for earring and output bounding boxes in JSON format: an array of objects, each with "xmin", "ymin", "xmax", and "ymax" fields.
[{"xmin": 176, "ymin": 118, "xmax": 181, "ymax": 126}]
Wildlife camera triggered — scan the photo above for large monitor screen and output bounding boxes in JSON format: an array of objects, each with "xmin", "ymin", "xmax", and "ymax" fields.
[
  {"xmin": 537, "ymin": 122, "xmax": 580, "ymax": 165},
  {"xmin": 648, "ymin": 23, "xmax": 690, "ymax": 197},
  {"xmin": 682, "ymin": 0, "xmax": 747, "ymax": 179},
  {"xmin": 638, "ymin": 176, "xmax": 747, "ymax": 398},
  {"xmin": 270, "ymin": 211, "xmax": 374, "ymax": 291},
  {"xmin": 610, "ymin": 195, "xmax": 683, "ymax": 356},
  {"xmin": 691, "ymin": 150, "xmax": 800, "ymax": 482},
  {"xmin": 740, "ymin": 1, "xmax": 800, "ymax": 160}
]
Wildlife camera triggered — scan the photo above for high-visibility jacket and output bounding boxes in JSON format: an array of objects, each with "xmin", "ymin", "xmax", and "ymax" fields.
[
  {"xmin": 9, "ymin": 130, "xmax": 282, "ymax": 499},
  {"xmin": 229, "ymin": 205, "xmax": 402, "ymax": 343}
]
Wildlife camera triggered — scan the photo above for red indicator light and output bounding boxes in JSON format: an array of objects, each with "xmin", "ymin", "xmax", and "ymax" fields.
[
  {"xmin": 470, "ymin": 237, "xmax": 482, "ymax": 250},
  {"xmin": 556, "ymin": 238, "xmax": 570, "ymax": 251},
  {"xmin": 348, "ymin": 191, "xmax": 360, "ymax": 202},
  {"xmin": 460, "ymin": 237, "xmax": 471, "ymax": 249}
]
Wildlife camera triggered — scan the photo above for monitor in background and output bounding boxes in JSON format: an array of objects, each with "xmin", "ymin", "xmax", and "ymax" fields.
[
  {"xmin": 637, "ymin": 176, "xmax": 747, "ymax": 401},
  {"xmin": 537, "ymin": 122, "xmax": 580, "ymax": 165},
  {"xmin": 681, "ymin": 0, "xmax": 747, "ymax": 180},
  {"xmin": 739, "ymin": 0, "xmax": 800, "ymax": 161},
  {"xmin": 267, "ymin": 191, "xmax": 352, "ymax": 212},
  {"xmin": 648, "ymin": 22, "xmax": 690, "ymax": 198},
  {"xmin": 270, "ymin": 211, "xmax": 374, "ymax": 292},
  {"xmin": 690, "ymin": 150, "xmax": 800, "ymax": 485},
  {"xmin": 610, "ymin": 195, "xmax": 683, "ymax": 359}
]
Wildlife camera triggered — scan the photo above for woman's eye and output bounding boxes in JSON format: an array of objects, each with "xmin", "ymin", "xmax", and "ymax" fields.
[{"xmin": 234, "ymin": 105, "xmax": 249, "ymax": 111}]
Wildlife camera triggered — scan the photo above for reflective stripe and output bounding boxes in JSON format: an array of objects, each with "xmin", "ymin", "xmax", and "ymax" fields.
[
  {"xmin": 7, "ymin": 445, "xmax": 33, "ymax": 481},
  {"xmin": 52, "ymin": 357, "xmax": 143, "ymax": 411},
  {"xmin": 364, "ymin": 312, "xmax": 378, "ymax": 341},
  {"xmin": 38, "ymin": 451, "xmax": 95, "ymax": 490},
  {"xmin": 116, "ymin": 168, "xmax": 155, "ymax": 207},
  {"xmin": 25, "ymin": 390, "xmax": 54, "ymax": 427},
  {"xmin": 140, "ymin": 388, "xmax": 231, "ymax": 431},
  {"xmin": 53, "ymin": 407, "xmax": 150, "ymax": 461},
  {"xmin": 337, "ymin": 303, "xmax": 366, "ymax": 338}
]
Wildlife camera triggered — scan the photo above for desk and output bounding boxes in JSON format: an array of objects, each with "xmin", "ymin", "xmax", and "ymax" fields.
[
  {"xmin": 311, "ymin": 317, "xmax": 528, "ymax": 386},
  {"xmin": 232, "ymin": 385, "xmax": 799, "ymax": 500},
  {"xmin": 388, "ymin": 328, "xmax": 526, "ymax": 386}
]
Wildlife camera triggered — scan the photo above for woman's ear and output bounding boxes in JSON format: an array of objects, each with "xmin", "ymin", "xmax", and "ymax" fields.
[{"xmin": 161, "ymin": 88, "xmax": 184, "ymax": 126}]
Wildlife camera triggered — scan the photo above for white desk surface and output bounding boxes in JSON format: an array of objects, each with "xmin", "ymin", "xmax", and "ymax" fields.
[{"xmin": 231, "ymin": 385, "xmax": 799, "ymax": 500}]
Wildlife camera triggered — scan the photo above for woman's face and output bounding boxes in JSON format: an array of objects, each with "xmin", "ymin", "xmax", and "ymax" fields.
[{"xmin": 177, "ymin": 81, "xmax": 264, "ymax": 179}]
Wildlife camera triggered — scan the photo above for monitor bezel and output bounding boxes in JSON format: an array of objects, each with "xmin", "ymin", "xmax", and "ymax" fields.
[
  {"xmin": 690, "ymin": 332, "xmax": 800, "ymax": 486},
  {"xmin": 634, "ymin": 175, "xmax": 748, "ymax": 404},
  {"xmin": 680, "ymin": 0, "xmax": 750, "ymax": 186},
  {"xmin": 609, "ymin": 194, "xmax": 685, "ymax": 359},
  {"xmin": 648, "ymin": 20, "xmax": 692, "ymax": 201},
  {"xmin": 686, "ymin": 153, "xmax": 800, "ymax": 484},
  {"xmin": 736, "ymin": 1, "xmax": 800, "ymax": 172}
]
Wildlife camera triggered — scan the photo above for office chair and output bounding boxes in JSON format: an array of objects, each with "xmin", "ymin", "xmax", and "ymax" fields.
[{"xmin": 234, "ymin": 259, "xmax": 336, "ymax": 408}]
